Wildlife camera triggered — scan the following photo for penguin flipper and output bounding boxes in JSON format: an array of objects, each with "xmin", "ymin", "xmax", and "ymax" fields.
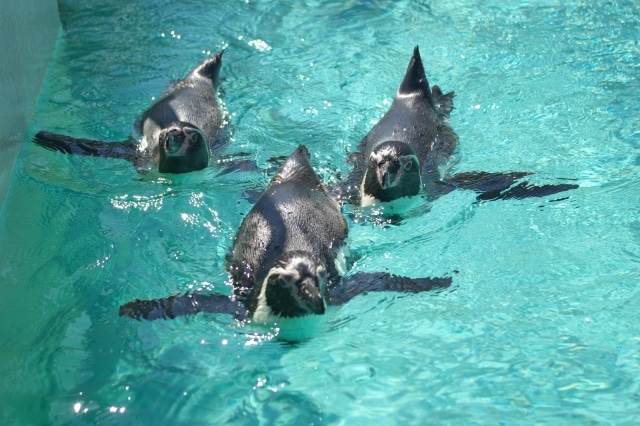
[
  {"xmin": 217, "ymin": 160, "xmax": 260, "ymax": 176},
  {"xmin": 327, "ymin": 177, "xmax": 361, "ymax": 206},
  {"xmin": 437, "ymin": 171, "xmax": 578, "ymax": 201},
  {"xmin": 478, "ymin": 181, "xmax": 580, "ymax": 201},
  {"xmin": 423, "ymin": 170, "xmax": 525, "ymax": 200},
  {"xmin": 327, "ymin": 158, "xmax": 366, "ymax": 205},
  {"xmin": 444, "ymin": 171, "xmax": 530, "ymax": 192},
  {"xmin": 327, "ymin": 272, "xmax": 451, "ymax": 306},
  {"xmin": 431, "ymin": 85, "xmax": 455, "ymax": 119},
  {"xmin": 119, "ymin": 293, "xmax": 247, "ymax": 321},
  {"xmin": 33, "ymin": 131, "xmax": 138, "ymax": 162}
]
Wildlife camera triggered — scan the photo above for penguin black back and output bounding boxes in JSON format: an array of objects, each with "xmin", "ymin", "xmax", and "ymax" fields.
[
  {"xmin": 228, "ymin": 145, "xmax": 348, "ymax": 317},
  {"xmin": 141, "ymin": 50, "xmax": 225, "ymax": 164},
  {"xmin": 361, "ymin": 45, "xmax": 457, "ymax": 175}
]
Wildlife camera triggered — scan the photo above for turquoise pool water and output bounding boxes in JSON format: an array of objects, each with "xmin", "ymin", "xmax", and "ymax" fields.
[{"xmin": 1, "ymin": 0, "xmax": 639, "ymax": 423}]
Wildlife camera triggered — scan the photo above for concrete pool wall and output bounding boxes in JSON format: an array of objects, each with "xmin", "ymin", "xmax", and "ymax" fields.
[{"xmin": 0, "ymin": 1, "xmax": 60, "ymax": 208}]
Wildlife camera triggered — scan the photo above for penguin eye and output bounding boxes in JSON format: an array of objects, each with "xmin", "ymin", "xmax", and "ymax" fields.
[{"xmin": 399, "ymin": 156, "xmax": 415, "ymax": 171}]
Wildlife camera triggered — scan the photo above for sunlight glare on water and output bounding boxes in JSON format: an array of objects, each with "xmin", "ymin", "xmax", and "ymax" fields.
[{"xmin": 0, "ymin": 0, "xmax": 639, "ymax": 424}]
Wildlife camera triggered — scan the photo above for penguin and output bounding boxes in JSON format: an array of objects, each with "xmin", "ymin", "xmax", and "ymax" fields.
[
  {"xmin": 335, "ymin": 46, "xmax": 578, "ymax": 206},
  {"xmin": 119, "ymin": 145, "xmax": 451, "ymax": 323},
  {"xmin": 226, "ymin": 144, "xmax": 349, "ymax": 322},
  {"xmin": 33, "ymin": 50, "xmax": 227, "ymax": 174}
]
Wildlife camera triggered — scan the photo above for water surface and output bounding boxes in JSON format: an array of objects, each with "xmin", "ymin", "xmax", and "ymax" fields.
[{"xmin": 1, "ymin": 0, "xmax": 639, "ymax": 424}]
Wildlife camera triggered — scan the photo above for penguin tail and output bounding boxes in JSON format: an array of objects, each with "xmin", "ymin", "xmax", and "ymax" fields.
[{"xmin": 194, "ymin": 49, "xmax": 225, "ymax": 83}]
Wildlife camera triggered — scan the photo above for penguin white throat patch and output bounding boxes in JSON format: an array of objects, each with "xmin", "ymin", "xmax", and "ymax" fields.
[{"xmin": 253, "ymin": 256, "xmax": 327, "ymax": 323}]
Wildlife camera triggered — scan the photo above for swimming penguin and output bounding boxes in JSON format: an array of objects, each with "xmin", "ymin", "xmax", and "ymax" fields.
[
  {"xmin": 33, "ymin": 50, "xmax": 227, "ymax": 174},
  {"xmin": 119, "ymin": 145, "xmax": 451, "ymax": 323},
  {"xmin": 335, "ymin": 46, "xmax": 578, "ymax": 206}
]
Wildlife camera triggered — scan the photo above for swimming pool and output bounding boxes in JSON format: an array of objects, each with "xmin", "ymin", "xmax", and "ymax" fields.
[{"xmin": 1, "ymin": 0, "xmax": 639, "ymax": 423}]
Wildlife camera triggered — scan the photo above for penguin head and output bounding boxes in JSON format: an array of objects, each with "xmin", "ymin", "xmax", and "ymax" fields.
[
  {"xmin": 262, "ymin": 251, "xmax": 327, "ymax": 318},
  {"xmin": 361, "ymin": 141, "xmax": 421, "ymax": 205},
  {"xmin": 158, "ymin": 122, "xmax": 210, "ymax": 174}
]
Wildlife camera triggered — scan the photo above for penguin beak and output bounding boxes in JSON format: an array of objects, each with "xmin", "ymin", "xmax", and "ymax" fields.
[
  {"xmin": 164, "ymin": 128, "xmax": 199, "ymax": 156},
  {"xmin": 164, "ymin": 130, "xmax": 185, "ymax": 155},
  {"xmin": 377, "ymin": 161, "xmax": 398, "ymax": 190},
  {"xmin": 297, "ymin": 277, "xmax": 325, "ymax": 315}
]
